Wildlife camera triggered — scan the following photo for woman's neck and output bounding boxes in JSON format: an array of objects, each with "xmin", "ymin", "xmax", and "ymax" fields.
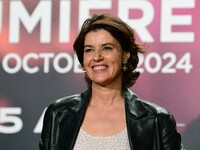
[{"xmin": 90, "ymin": 83, "xmax": 124, "ymax": 110}]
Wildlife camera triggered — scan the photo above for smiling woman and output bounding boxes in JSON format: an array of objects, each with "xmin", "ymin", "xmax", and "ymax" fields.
[
  {"xmin": 74, "ymin": 14, "xmax": 143, "ymax": 87},
  {"xmin": 39, "ymin": 13, "xmax": 184, "ymax": 150},
  {"xmin": 82, "ymin": 29, "xmax": 128, "ymax": 87}
]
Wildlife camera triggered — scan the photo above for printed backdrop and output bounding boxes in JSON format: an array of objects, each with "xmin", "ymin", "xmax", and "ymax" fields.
[{"xmin": 0, "ymin": 0, "xmax": 199, "ymax": 149}]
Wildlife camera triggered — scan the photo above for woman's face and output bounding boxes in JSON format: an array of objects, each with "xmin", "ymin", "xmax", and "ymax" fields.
[{"xmin": 83, "ymin": 29, "xmax": 130, "ymax": 87}]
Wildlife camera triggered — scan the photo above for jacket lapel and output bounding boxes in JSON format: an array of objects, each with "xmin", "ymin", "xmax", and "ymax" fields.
[
  {"xmin": 58, "ymin": 88, "xmax": 91, "ymax": 150},
  {"xmin": 124, "ymin": 89, "xmax": 156, "ymax": 150}
]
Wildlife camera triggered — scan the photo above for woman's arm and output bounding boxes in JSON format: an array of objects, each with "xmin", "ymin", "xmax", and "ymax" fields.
[
  {"xmin": 157, "ymin": 113, "xmax": 184, "ymax": 150},
  {"xmin": 39, "ymin": 104, "xmax": 54, "ymax": 150}
]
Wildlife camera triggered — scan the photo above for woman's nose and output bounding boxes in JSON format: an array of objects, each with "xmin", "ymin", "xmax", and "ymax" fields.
[{"xmin": 93, "ymin": 51, "xmax": 103, "ymax": 61}]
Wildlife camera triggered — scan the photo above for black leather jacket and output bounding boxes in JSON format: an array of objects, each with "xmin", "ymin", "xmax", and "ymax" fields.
[{"xmin": 39, "ymin": 87, "xmax": 182, "ymax": 150}]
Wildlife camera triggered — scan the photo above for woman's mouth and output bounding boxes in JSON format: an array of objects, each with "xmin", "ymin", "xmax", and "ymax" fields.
[{"xmin": 92, "ymin": 65, "xmax": 107, "ymax": 71}]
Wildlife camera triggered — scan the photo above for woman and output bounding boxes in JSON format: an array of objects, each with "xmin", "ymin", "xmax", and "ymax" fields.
[{"xmin": 39, "ymin": 14, "xmax": 183, "ymax": 150}]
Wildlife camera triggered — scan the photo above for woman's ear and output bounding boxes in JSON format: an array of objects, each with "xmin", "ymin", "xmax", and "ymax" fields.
[
  {"xmin": 123, "ymin": 51, "xmax": 130, "ymax": 61},
  {"xmin": 82, "ymin": 66, "xmax": 86, "ymax": 71}
]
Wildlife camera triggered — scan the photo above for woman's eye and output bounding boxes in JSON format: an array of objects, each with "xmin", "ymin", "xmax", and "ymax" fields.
[
  {"xmin": 103, "ymin": 47, "xmax": 112, "ymax": 51},
  {"xmin": 84, "ymin": 49, "xmax": 93, "ymax": 53}
]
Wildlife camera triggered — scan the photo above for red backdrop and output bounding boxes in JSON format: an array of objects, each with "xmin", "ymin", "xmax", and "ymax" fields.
[{"xmin": 0, "ymin": 0, "xmax": 199, "ymax": 149}]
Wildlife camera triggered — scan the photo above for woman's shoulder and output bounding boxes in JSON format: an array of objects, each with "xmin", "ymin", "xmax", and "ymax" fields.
[
  {"xmin": 54, "ymin": 93, "xmax": 81, "ymax": 106},
  {"xmin": 140, "ymin": 99, "xmax": 169, "ymax": 115},
  {"xmin": 44, "ymin": 93, "xmax": 81, "ymax": 115},
  {"xmin": 126, "ymin": 88, "xmax": 170, "ymax": 116},
  {"xmin": 45, "ymin": 88, "xmax": 91, "ymax": 115}
]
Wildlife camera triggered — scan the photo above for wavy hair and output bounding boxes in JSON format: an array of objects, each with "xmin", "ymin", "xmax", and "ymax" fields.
[{"xmin": 73, "ymin": 13, "xmax": 146, "ymax": 87}]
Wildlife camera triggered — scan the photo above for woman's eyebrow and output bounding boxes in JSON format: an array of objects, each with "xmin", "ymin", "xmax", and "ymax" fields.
[
  {"xmin": 84, "ymin": 43, "xmax": 114, "ymax": 48},
  {"xmin": 84, "ymin": 45, "xmax": 93, "ymax": 48},
  {"xmin": 102, "ymin": 42, "xmax": 114, "ymax": 47}
]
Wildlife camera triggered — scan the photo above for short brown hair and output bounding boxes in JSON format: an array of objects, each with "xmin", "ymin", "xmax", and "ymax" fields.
[{"xmin": 73, "ymin": 13, "xmax": 145, "ymax": 87}]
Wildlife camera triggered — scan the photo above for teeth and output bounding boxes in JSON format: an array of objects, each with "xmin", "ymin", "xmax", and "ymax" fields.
[{"xmin": 93, "ymin": 66, "xmax": 106, "ymax": 71}]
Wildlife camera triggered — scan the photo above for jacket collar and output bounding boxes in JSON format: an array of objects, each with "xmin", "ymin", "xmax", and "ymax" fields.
[
  {"xmin": 124, "ymin": 88, "xmax": 148, "ymax": 118},
  {"xmin": 79, "ymin": 87, "xmax": 148, "ymax": 119}
]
